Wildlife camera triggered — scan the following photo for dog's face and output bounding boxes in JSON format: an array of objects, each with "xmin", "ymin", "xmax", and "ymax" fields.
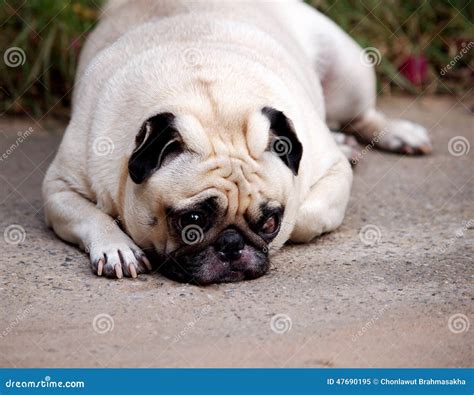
[{"xmin": 121, "ymin": 103, "xmax": 302, "ymax": 285}]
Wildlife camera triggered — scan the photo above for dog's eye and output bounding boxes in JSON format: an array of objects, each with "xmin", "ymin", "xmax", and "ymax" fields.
[
  {"xmin": 178, "ymin": 211, "xmax": 208, "ymax": 230},
  {"xmin": 260, "ymin": 214, "xmax": 280, "ymax": 236}
]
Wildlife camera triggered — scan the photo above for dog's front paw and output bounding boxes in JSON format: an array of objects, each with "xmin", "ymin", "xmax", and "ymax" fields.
[
  {"xmin": 377, "ymin": 119, "xmax": 432, "ymax": 155},
  {"xmin": 88, "ymin": 242, "xmax": 152, "ymax": 279},
  {"xmin": 332, "ymin": 132, "xmax": 361, "ymax": 166}
]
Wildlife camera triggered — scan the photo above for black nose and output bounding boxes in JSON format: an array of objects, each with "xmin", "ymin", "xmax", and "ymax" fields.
[{"xmin": 215, "ymin": 229, "xmax": 245, "ymax": 261}]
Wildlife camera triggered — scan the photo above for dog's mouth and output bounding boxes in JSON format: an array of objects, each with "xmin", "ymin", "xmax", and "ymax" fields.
[{"xmin": 153, "ymin": 243, "xmax": 269, "ymax": 285}]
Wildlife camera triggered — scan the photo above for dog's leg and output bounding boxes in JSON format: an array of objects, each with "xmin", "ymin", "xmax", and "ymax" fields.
[
  {"xmin": 322, "ymin": 35, "xmax": 432, "ymax": 154},
  {"xmin": 340, "ymin": 108, "xmax": 432, "ymax": 154},
  {"xmin": 42, "ymin": 173, "xmax": 151, "ymax": 279},
  {"xmin": 331, "ymin": 131, "xmax": 360, "ymax": 165},
  {"xmin": 291, "ymin": 157, "xmax": 352, "ymax": 243},
  {"xmin": 288, "ymin": 3, "xmax": 432, "ymax": 155}
]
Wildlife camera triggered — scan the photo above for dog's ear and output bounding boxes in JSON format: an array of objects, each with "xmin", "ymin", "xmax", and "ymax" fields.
[
  {"xmin": 128, "ymin": 113, "xmax": 184, "ymax": 184},
  {"xmin": 262, "ymin": 107, "xmax": 303, "ymax": 175}
]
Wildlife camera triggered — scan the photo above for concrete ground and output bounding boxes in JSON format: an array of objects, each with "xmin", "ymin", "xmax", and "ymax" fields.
[{"xmin": 0, "ymin": 95, "xmax": 472, "ymax": 368}]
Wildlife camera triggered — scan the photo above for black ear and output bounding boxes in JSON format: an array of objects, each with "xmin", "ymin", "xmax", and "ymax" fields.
[
  {"xmin": 262, "ymin": 107, "xmax": 303, "ymax": 175},
  {"xmin": 128, "ymin": 113, "xmax": 184, "ymax": 184}
]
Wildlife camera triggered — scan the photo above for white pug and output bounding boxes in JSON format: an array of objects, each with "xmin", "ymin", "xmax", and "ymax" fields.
[{"xmin": 42, "ymin": 0, "xmax": 431, "ymax": 284}]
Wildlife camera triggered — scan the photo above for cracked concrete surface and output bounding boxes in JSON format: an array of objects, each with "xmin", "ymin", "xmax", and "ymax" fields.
[{"xmin": 0, "ymin": 95, "xmax": 472, "ymax": 367}]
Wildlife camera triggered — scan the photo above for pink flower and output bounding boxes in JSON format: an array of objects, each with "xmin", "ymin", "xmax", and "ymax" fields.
[{"xmin": 399, "ymin": 55, "xmax": 428, "ymax": 85}]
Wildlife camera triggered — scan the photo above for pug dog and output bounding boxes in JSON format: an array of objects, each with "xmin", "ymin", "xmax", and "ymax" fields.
[{"xmin": 42, "ymin": 0, "xmax": 431, "ymax": 284}]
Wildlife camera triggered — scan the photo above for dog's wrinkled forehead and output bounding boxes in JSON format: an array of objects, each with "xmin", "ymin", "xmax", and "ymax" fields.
[{"xmin": 172, "ymin": 110, "xmax": 277, "ymax": 214}]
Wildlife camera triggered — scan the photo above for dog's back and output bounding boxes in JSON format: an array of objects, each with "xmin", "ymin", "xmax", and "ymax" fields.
[{"xmin": 77, "ymin": 0, "xmax": 308, "ymax": 82}]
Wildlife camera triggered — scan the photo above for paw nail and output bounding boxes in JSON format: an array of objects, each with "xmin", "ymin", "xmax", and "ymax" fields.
[
  {"xmin": 142, "ymin": 256, "xmax": 152, "ymax": 271},
  {"xmin": 97, "ymin": 259, "xmax": 104, "ymax": 276},
  {"xmin": 419, "ymin": 144, "xmax": 432, "ymax": 154},
  {"xmin": 129, "ymin": 264, "xmax": 137, "ymax": 278},
  {"xmin": 114, "ymin": 264, "xmax": 123, "ymax": 279}
]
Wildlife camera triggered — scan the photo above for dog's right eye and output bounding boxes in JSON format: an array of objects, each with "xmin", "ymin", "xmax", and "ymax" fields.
[{"xmin": 178, "ymin": 211, "xmax": 208, "ymax": 231}]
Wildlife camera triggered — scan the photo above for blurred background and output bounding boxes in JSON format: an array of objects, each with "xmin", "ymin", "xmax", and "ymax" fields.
[{"xmin": 0, "ymin": 0, "xmax": 473, "ymax": 118}]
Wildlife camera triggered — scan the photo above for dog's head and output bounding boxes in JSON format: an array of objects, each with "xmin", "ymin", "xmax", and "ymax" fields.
[{"xmin": 121, "ymin": 103, "xmax": 302, "ymax": 285}]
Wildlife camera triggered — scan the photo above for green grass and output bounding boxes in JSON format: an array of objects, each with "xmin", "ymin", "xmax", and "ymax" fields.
[
  {"xmin": 0, "ymin": 0, "xmax": 100, "ymax": 117},
  {"xmin": 312, "ymin": 0, "xmax": 473, "ymax": 95},
  {"xmin": 1, "ymin": 0, "xmax": 472, "ymax": 118}
]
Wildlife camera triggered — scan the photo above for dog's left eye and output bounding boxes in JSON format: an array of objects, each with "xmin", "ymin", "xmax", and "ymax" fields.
[
  {"xmin": 178, "ymin": 211, "xmax": 208, "ymax": 230},
  {"xmin": 260, "ymin": 214, "xmax": 280, "ymax": 236}
]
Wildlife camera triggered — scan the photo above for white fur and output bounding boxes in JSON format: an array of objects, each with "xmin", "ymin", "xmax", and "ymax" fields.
[{"xmin": 43, "ymin": 0, "xmax": 429, "ymax": 279}]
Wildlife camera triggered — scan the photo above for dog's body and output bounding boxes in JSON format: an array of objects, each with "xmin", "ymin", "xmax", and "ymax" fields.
[{"xmin": 43, "ymin": 0, "xmax": 431, "ymax": 284}]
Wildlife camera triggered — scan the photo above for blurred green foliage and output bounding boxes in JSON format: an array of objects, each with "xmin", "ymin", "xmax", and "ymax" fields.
[
  {"xmin": 0, "ymin": 0, "xmax": 100, "ymax": 117},
  {"xmin": 1, "ymin": 0, "xmax": 472, "ymax": 118},
  {"xmin": 312, "ymin": 0, "xmax": 473, "ymax": 95}
]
